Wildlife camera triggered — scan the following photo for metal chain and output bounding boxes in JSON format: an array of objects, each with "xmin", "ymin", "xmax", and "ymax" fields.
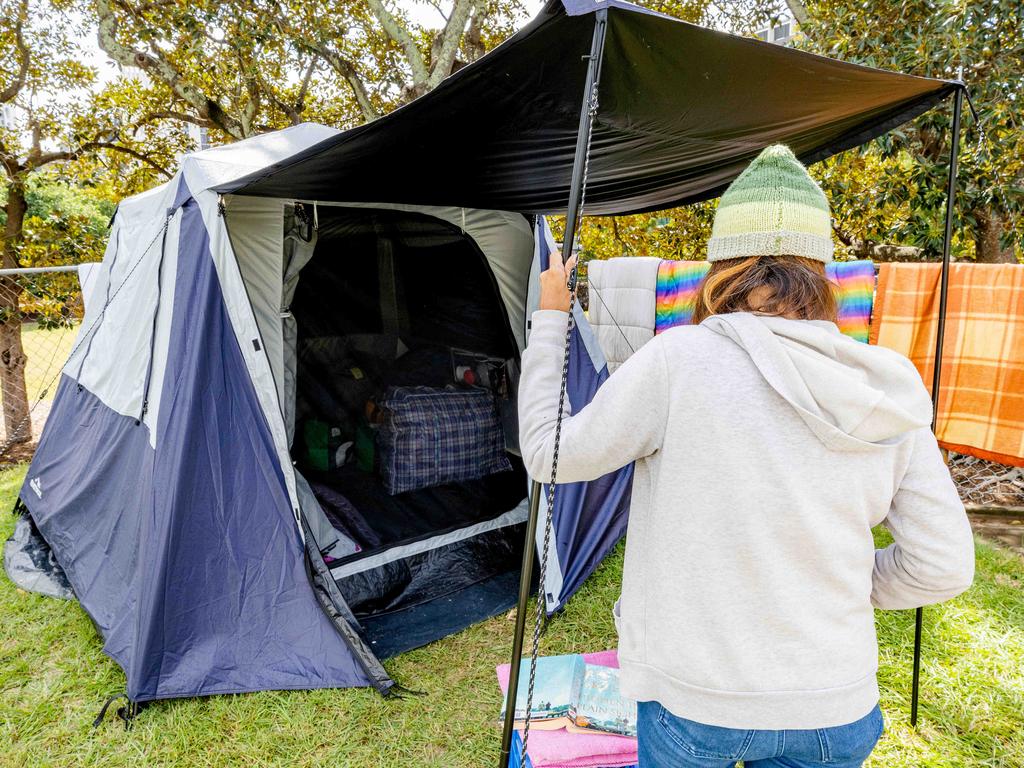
[
  {"xmin": 965, "ymin": 102, "xmax": 1016, "ymax": 233},
  {"xmin": 518, "ymin": 302, "xmax": 576, "ymax": 766},
  {"xmin": 0, "ymin": 213, "xmax": 172, "ymax": 459},
  {"xmin": 519, "ymin": 75, "xmax": 600, "ymax": 768}
]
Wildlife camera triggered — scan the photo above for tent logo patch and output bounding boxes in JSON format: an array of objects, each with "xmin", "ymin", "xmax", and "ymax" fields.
[{"xmin": 29, "ymin": 477, "xmax": 42, "ymax": 499}]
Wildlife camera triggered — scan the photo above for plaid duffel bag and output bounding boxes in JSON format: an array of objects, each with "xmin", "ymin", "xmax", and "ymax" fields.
[{"xmin": 376, "ymin": 385, "xmax": 513, "ymax": 495}]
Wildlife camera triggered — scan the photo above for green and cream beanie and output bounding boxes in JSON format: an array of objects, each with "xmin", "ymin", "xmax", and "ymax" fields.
[{"xmin": 707, "ymin": 144, "xmax": 833, "ymax": 264}]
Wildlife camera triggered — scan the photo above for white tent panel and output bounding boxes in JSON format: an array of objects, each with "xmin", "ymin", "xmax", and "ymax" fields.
[
  {"xmin": 180, "ymin": 123, "xmax": 339, "ymax": 196},
  {"xmin": 77, "ymin": 263, "xmax": 103, "ymax": 311},
  {"xmin": 65, "ymin": 179, "xmax": 181, "ymax": 445},
  {"xmin": 223, "ymin": 195, "xmax": 287, "ymax": 408}
]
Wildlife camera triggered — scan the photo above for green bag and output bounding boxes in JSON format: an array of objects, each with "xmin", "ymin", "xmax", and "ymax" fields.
[{"xmin": 302, "ymin": 420, "xmax": 352, "ymax": 472}]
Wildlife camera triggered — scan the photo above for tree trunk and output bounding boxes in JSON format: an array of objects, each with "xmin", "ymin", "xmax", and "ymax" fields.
[
  {"xmin": 0, "ymin": 180, "xmax": 31, "ymax": 445},
  {"xmin": 973, "ymin": 206, "xmax": 1016, "ymax": 264}
]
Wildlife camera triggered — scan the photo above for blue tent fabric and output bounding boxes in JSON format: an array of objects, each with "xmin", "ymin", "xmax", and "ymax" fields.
[
  {"xmin": 24, "ymin": 378, "xmax": 155, "ymax": 668},
  {"xmin": 20, "ymin": 186, "xmax": 372, "ymax": 700},
  {"xmin": 535, "ymin": 222, "xmax": 633, "ymax": 612}
]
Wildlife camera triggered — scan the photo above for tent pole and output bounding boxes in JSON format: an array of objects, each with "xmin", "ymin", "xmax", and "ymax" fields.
[
  {"xmin": 561, "ymin": 8, "xmax": 608, "ymax": 265},
  {"xmin": 912, "ymin": 85, "xmax": 963, "ymax": 728},
  {"xmin": 498, "ymin": 480, "xmax": 542, "ymax": 766},
  {"xmin": 498, "ymin": 12, "xmax": 608, "ymax": 768}
]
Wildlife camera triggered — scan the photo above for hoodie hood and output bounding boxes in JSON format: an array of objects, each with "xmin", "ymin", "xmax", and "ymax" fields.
[{"xmin": 703, "ymin": 312, "xmax": 932, "ymax": 450}]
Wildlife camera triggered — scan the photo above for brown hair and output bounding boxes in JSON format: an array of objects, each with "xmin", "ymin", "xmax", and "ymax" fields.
[{"xmin": 692, "ymin": 255, "xmax": 838, "ymax": 325}]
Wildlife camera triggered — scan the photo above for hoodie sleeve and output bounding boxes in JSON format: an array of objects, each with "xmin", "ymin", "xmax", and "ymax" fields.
[
  {"xmin": 518, "ymin": 309, "xmax": 669, "ymax": 483},
  {"xmin": 871, "ymin": 427, "xmax": 975, "ymax": 610}
]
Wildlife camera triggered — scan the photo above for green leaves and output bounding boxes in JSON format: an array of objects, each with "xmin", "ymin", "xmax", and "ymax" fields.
[{"xmin": 799, "ymin": 0, "xmax": 1023, "ymax": 262}]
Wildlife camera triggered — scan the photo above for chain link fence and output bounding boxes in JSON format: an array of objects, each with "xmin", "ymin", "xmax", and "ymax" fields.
[
  {"xmin": 0, "ymin": 267, "xmax": 84, "ymax": 465},
  {"xmin": 949, "ymin": 452, "xmax": 1024, "ymax": 509}
]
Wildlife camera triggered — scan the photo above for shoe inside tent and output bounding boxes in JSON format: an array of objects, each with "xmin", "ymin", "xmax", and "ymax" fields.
[{"xmin": 6, "ymin": 0, "xmax": 960, "ymax": 705}]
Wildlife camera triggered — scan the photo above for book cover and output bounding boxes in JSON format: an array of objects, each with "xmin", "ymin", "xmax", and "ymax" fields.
[
  {"xmin": 500, "ymin": 654, "xmax": 637, "ymax": 737},
  {"xmin": 569, "ymin": 664, "xmax": 637, "ymax": 737},
  {"xmin": 501, "ymin": 654, "xmax": 586, "ymax": 729}
]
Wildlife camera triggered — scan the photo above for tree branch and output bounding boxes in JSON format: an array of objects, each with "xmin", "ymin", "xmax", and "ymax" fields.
[
  {"xmin": 136, "ymin": 110, "xmax": 213, "ymax": 129},
  {"xmin": 30, "ymin": 141, "xmax": 171, "ymax": 178},
  {"xmin": 462, "ymin": 0, "xmax": 487, "ymax": 63},
  {"xmin": 295, "ymin": 57, "xmax": 316, "ymax": 114},
  {"xmin": 833, "ymin": 222, "xmax": 922, "ymax": 260},
  {"xmin": 785, "ymin": 0, "xmax": 810, "ymax": 27},
  {"xmin": 363, "ymin": 0, "xmax": 430, "ymax": 88},
  {"xmin": 321, "ymin": 50, "xmax": 380, "ymax": 122},
  {"xmin": 96, "ymin": 0, "xmax": 247, "ymax": 138},
  {"xmin": 0, "ymin": 1, "xmax": 30, "ymax": 105},
  {"xmin": 427, "ymin": 0, "xmax": 479, "ymax": 89},
  {"xmin": 0, "ymin": 138, "xmax": 21, "ymax": 178},
  {"xmin": 84, "ymin": 141, "xmax": 173, "ymax": 177},
  {"xmin": 238, "ymin": 52, "xmax": 260, "ymax": 136},
  {"xmin": 832, "ymin": 222, "xmax": 853, "ymax": 246},
  {"xmin": 427, "ymin": 0, "xmax": 449, "ymax": 22}
]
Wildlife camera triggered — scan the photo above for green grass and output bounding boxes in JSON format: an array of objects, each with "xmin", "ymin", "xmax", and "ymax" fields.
[
  {"xmin": 1, "ymin": 461, "xmax": 1022, "ymax": 767},
  {"xmin": 21, "ymin": 324, "xmax": 78, "ymax": 402}
]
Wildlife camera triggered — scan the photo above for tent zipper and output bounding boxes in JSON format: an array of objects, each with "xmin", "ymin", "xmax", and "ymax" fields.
[{"xmin": 138, "ymin": 209, "xmax": 173, "ymax": 424}]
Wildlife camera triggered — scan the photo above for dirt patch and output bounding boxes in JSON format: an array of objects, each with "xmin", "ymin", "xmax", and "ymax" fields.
[
  {"xmin": 994, "ymin": 573, "xmax": 1023, "ymax": 589},
  {"xmin": 969, "ymin": 513, "xmax": 1024, "ymax": 557},
  {"xmin": 0, "ymin": 400, "xmax": 51, "ymax": 467},
  {"xmin": 0, "ymin": 441, "xmax": 36, "ymax": 467}
]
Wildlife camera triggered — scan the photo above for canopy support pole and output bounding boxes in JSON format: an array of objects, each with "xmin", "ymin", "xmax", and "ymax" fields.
[
  {"xmin": 912, "ymin": 84, "xmax": 963, "ymax": 728},
  {"xmin": 499, "ymin": 11, "xmax": 608, "ymax": 767},
  {"xmin": 498, "ymin": 482, "xmax": 542, "ymax": 766}
]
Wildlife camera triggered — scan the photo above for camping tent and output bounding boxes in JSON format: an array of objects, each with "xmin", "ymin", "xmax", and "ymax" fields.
[
  {"xmin": 9, "ymin": 0, "xmax": 962, "ymax": 710},
  {"xmin": 13, "ymin": 122, "xmax": 628, "ymax": 702},
  {"xmin": 15, "ymin": 125, "xmax": 545, "ymax": 700}
]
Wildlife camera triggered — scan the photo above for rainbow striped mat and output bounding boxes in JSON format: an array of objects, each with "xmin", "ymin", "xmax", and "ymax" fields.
[{"xmin": 655, "ymin": 259, "xmax": 876, "ymax": 342}]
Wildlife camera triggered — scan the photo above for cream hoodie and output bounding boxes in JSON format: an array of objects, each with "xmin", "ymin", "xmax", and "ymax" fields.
[{"xmin": 518, "ymin": 310, "xmax": 975, "ymax": 730}]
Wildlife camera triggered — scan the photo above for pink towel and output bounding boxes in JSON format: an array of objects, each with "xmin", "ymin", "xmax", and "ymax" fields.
[{"xmin": 497, "ymin": 651, "xmax": 638, "ymax": 768}]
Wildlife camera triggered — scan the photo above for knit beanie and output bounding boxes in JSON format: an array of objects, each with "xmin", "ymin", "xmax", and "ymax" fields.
[{"xmin": 706, "ymin": 144, "xmax": 833, "ymax": 264}]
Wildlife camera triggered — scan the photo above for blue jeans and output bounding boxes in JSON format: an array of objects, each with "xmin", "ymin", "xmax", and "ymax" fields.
[{"xmin": 637, "ymin": 702, "xmax": 884, "ymax": 768}]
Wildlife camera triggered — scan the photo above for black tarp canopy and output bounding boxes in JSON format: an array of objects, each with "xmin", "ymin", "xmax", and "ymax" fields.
[{"xmin": 225, "ymin": 0, "xmax": 960, "ymax": 215}]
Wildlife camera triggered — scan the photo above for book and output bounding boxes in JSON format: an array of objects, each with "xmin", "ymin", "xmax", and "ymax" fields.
[
  {"xmin": 500, "ymin": 654, "xmax": 637, "ymax": 737},
  {"xmin": 500, "ymin": 654, "xmax": 584, "ymax": 731},
  {"xmin": 568, "ymin": 663, "xmax": 637, "ymax": 738}
]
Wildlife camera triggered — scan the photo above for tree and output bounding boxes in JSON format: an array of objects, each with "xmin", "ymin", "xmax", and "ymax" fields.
[
  {"xmin": 573, "ymin": 0, "xmax": 1021, "ymax": 265},
  {"xmin": 13, "ymin": 173, "xmax": 117, "ymax": 326},
  {"xmin": 92, "ymin": 0, "xmax": 529, "ymax": 140},
  {"xmin": 0, "ymin": 0, "xmax": 169, "ymax": 445},
  {"xmin": 573, "ymin": 0, "xmax": 796, "ymax": 265},
  {"xmin": 798, "ymin": 0, "xmax": 1023, "ymax": 263}
]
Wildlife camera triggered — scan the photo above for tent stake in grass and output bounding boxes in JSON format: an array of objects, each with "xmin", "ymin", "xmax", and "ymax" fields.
[
  {"xmin": 912, "ymin": 84, "xmax": 965, "ymax": 728},
  {"xmin": 498, "ymin": 10, "xmax": 608, "ymax": 768}
]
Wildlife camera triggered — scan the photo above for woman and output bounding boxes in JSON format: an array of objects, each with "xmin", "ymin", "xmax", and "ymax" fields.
[{"xmin": 518, "ymin": 145, "xmax": 974, "ymax": 768}]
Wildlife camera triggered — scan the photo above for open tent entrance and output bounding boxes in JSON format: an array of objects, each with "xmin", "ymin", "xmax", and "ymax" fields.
[{"xmin": 282, "ymin": 205, "xmax": 531, "ymax": 658}]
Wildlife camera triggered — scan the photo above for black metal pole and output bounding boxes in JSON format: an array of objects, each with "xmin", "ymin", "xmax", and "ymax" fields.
[
  {"xmin": 562, "ymin": 10, "xmax": 608, "ymax": 266},
  {"xmin": 498, "ymin": 12, "xmax": 608, "ymax": 768},
  {"xmin": 498, "ymin": 481, "xmax": 543, "ymax": 766},
  {"xmin": 911, "ymin": 84, "xmax": 963, "ymax": 729}
]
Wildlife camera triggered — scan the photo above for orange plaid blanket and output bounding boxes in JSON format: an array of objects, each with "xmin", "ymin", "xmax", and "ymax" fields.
[{"xmin": 870, "ymin": 263, "xmax": 1024, "ymax": 466}]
